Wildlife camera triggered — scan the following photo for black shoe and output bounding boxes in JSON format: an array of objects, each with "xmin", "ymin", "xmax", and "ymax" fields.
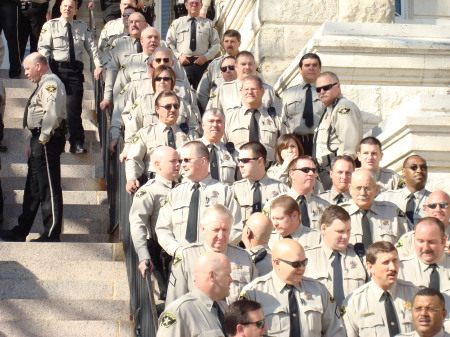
[
  {"xmin": 30, "ymin": 235, "xmax": 61, "ymax": 242},
  {"xmin": 0, "ymin": 145, "xmax": 8, "ymax": 153},
  {"xmin": 0, "ymin": 229, "xmax": 26, "ymax": 242},
  {"xmin": 70, "ymin": 144, "xmax": 87, "ymax": 154}
]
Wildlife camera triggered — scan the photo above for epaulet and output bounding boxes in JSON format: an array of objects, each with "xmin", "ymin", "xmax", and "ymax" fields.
[
  {"xmin": 397, "ymin": 278, "xmax": 419, "ymax": 289},
  {"xmin": 351, "ymin": 283, "xmax": 370, "ymax": 296},
  {"xmin": 228, "ymin": 243, "xmax": 247, "ymax": 253},
  {"xmin": 233, "ymin": 179, "xmax": 246, "ymax": 186},
  {"xmin": 141, "ymin": 179, "xmax": 156, "ymax": 188},
  {"xmin": 304, "ymin": 244, "xmax": 321, "ymax": 252},
  {"xmin": 399, "ymin": 254, "xmax": 416, "ymax": 262}
]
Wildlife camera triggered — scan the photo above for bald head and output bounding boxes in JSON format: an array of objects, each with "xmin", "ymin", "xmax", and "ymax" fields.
[
  {"xmin": 24, "ymin": 52, "xmax": 50, "ymax": 83},
  {"xmin": 151, "ymin": 146, "xmax": 179, "ymax": 181},
  {"xmin": 243, "ymin": 212, "xmax": 273, "ymax": 248},
  {"xmin": 195, "ymin": 252, "xmax": 232, "ymax": 301},
  {"xmin": 272, "ymin": 239, "xmax": 306, "ymax": 285},
  {"xmin": 272, "ymin": 239, "xmax": 304, "ymax": 259},
  {"xmin": 426, "ymin": 190, "xmax": 450, "ymax": 227}
]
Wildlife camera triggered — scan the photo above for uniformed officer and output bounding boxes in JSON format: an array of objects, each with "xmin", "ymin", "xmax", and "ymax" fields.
[
  {"xmin": 200, "ymin": 109, "xmax": 237, "ymax": 185},
  {"xmin": 207, "ymin": 51, "xmax": 282, "ymax": 115},
  {"xmin": 157, "ymin": 251, "xmax": 230, "ymax": 337},
  {"xmin": 313, "ymin": 71, "xmax": 363, "ymax": 189},
  {"xmin": 304, "ymin": 205, "xmax": 367, "ymax": 310},
  {"xmin": 396, "ymin": 190, "xmax": 450, "ymax": 258},
  {"xmin": 377, "ymin": 155, "xmax": 431, "ymax": 226},
  {"xmin": 319, "ymin": 155, "xmax": 354, "ymax": 205},
  {"xmin": 129, "ymin": 146, "xmax": 180, "ymax": 277},
  {"xmin": 266, "ymin": 195, "xmax": 322, "ymax": 250},
  {"xmin": 48, "ymin": 0, "xmax": 86, "ymax": 20},
  {"xmin": 38, "ymin": 0, "xmax": 102, "ymax": 154},
  {"xmin": 234, "ymin": 141, "xmax": 288, "ymax": 222},
  {"xmin": 197, "ymin": 29, "xmax": 241, "ymax": 110},
  {"xmin": 222, "ymin": 75, "xmax": 288, "ymax": 163},
  {"xmin": 218, "ymin": 56, "xmax": 237, "ymax": 82},
  {"xmin": 264, "ymin": 156, "xmax": 330, "ymax": 230},
  {"xmin": 281, "ymin": 53, "xmax": 325, "ymax": 156},
  {"xmin": 240, "ymin": 238, "xmax": 346, "ymax": 337},
  {"xmin": 165, "ymin": 205, "xmax": 258, "ymax": 305},
  {"xmin": 125, "ymin": 90, "xmax": 193, "ymax": 194},
  {"xmin": 0, "ymin": 0, "xmax": 22, "ymax": 78},
  {"xmin": 341, "ymin": 169, "xmax": 411, "ymax": 247},
  {"xmin": 342, "ymin": 241, "xmax": 419, "ymax": 337},
  {"xmin": 0, "ymin": 53, "xmax": 66, "ymax": 243},
  {"xmin": 155, "ymin": 141, "xmax": 242, "ymax": 256},
  {"xmin": 18, "ymin": 0, "xmax": 48, "ymax": 60},
  {"xmin": 357, "ymin": 136, "xmax": 403, "ymax": 192},
  {"xmin": 396, "ymin": 288, "xmax": 450, "ymax": 337},
  {"xmin": 166, "ymin": 0, "xmax": 220, "ymax": 89},
  {"xmin": 241, "ymin": 212, "xmax": 274, "ymax": 276},
  {"xmin": 224, "ymin": 300, "xmax": 268, "ymax": 337}
]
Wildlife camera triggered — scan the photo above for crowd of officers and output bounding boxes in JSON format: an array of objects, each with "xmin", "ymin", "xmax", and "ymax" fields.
[{"xmin": 0, "ymin": 0, "xmax": 448, "ymax": 336}]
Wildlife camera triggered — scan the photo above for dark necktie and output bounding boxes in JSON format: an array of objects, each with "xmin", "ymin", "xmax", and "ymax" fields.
[
  {"xmin": 249, "ymin": 109, "xmax": 259, "ymax": 142},
  {"xmin": 185, "ymin": 183, "xmax": 200, "ymax": 243},
  {"xmin": 405, "ymin": 193, "xmax": 415, "ymax": 224},
  {"xmin": 361, "ymin": 209, "xmax": 372, "ymax": 248},
  {"xmin": 335, "ymin": 193, "xmax": 344, "ymax": 205},
  {"xmin": 23, "ymin": 84, "xmax": 39, "ymax": 129},
  {"xmin": 304, "ymin": 83, "xmax": 314, "ymax": 128},
  {"xmin": 331, "ymin": 250, "xmax": 345, "ymax": 308},
  {"xmin": 213, "ymin": 301, "xmax": 226, "ymax": 335},
  {"xmin": 383, "ymin": 291, "xmax": 400, "ymax": 337},
  {"xmin": 167, "ymin": 126, "xmax": 176, "ymax": 149},
  {"xmin": 252, "ymin": 181, "xmax": 262, "ymax": 213},
  {"xmin": 209, "ymin": 145, "xmax": 219, "ymax": 180},
  {"xmin": 284, "ymin": 235, "xmax": 293, "ymax": 239},
  {"xmin": 189, "ymin": 17, "xmax": 197, "ymax": 51},
  {"xmin": 136, "ymin": 38, "xmax": 143, "ymax": 53},
  {"xmin": 288, "ymin": 285, "xmax": 301, "ymax": 337},
  {"xmin": 298, "ymin": 195, "xmax": 310, "ymax": 228},
  {"xmin": 67, "ymin": 22, "xmax": 76, "ymax": 67},
  {"xmin": 429, "ymin": 264, "xmax": 440, "ymax": 291}
]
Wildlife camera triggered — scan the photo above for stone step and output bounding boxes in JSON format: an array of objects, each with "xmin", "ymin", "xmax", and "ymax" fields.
[
  {"xmin": 3, "ymin": 117, "xmax": 99, "ymax": 131},
  {"xmin": 0, "ymin": 299, "xmax": 129, "ymax": 321},
  {"xmin": 0, "ymin": 320, "xmax": 133, "ymax": 337},
  {"xmin": 2, "ymin": 204, "xmax": 109, "ymax": 221},
  {"xmin": 0, "ymin": 279, "xmax": 129, "ymax": 300},
  {"xmin": 25, "ymin": 233, "xmax": 116, "ymax": 243},
  {"xmin": 0, "ymin": 243, "xmax": 124, "ymax": 262},
  {"xmin": 1, "ymin": 159, "xmax": 103, "ymax": 176},
  {"xmin": 5, "ymin": 87, "xmax": 95, "ymax": 100},
  {"xmin": 2, "ymin": 218, "xmax": 109, "ymax": 235},
  {"xmin": 5, "ymin": 190, "xmax": 107, "ymax": 205},
  {"xmin": 2, "ymin": 177, "xmax": 106, "ymax": 191},
  {"xmin": 0, "ymin": 260, "xmax": 126, "ymax": 281}
]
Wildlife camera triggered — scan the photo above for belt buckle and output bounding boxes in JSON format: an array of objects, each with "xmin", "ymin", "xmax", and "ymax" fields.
[{"xmin": 20, "ymin": 2, "xmax": 30, "ymax": 10}]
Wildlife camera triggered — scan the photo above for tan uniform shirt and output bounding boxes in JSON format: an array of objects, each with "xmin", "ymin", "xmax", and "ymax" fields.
[
  {"xmin": 157, "ymin": 286, "xmax": 225, "ymax": 337},
  {"xmin": 341, "ymin": 200, "xmax": 411, "ymax": 245},
  {"xmin": 281, "ymin": 81, "xmax": 325, "ymax": 135},
  {"xmin": 342, "ymin": 280, "xmax": 418, "ymax": 337},
  {"xmin": 232, "ymin": 175, "xmax": 288, "ymax": 222},
  {"xmin": 197, "ymin": 54, "xmax": 227, "ymax": 109},
  {"xmin": 166, "ymin": 15, "xmax": 220, "ymax": 60},
  {"xmin": 98, "ymin": 17, "xmax": 126, "ymax": 65},
  {"xmin": 396, "ymin": 331, "xmax": 450, "ymax": 337},
  {"xmin": 319, "ymin": 188, "xmax": 351, "ymax": 205},
  {"xmin": 26, "ymin": 72, "xmax": 67, "ymax": 143},
  {"xmin": 375, "ymin": 167, "xmax": 403, "ymax": 191},
  {"xmin": 266, "ymin": 162, "xmax": 290, "ymax": 186},
  {"xmin": 240, "ymin": 271, "xmax": 346, "ymax": 337},
  {"xmin": 222, "ymin": 105, "xmax": 289, "ymax": 162},
  {"xmin": 155, "ymin": 175, "xmax": 242, "ymax": 256},
  {"xmin": 314, "ymin": 96, "xmax": 363, "ymax": 164},
  {"xmin": 304, "ymin": 242, "xmax": 367, "ymax": 300},
  {"xmin": 38, "ymin": 17, "xmax": 101, "ymax": 67},
  {"xmin": 129, "ymin": 175, "xmax": 172, "ymax": 262},
  {"xmin": 166, "ymin": 243, "xmax": 258, "ymax": 305},
  {"xmin": 263, "ymin": 189, "xmax": 331, "ymax": 230},
  {"xmin": 200, "ymin": 138, "xmax": 237, "ymax": 185},
  {"xmin": 376, "ymin": 187, "xmax": 431, "ymax": 225},
  {"xmin": 268, "ymin": 224, "xmax": 322, "ymax": 250},
  {"xmin": 396, "ymin": 226, "xmax": 450, "ymax": 258},
  {"xmin": 247, "ymin": 244, "xmax": 272, "ymax": 276},
  {"xmin": 125, "ymin": 122, "xmax": 193, "ymax": 181}
]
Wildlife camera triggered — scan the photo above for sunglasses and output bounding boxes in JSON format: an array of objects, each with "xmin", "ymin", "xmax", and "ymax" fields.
[
  {"xmin": 426, "ymin": 202, "xmax": 449, "ymax": 209},
  {"xmin": 122, "ymin": 13, "xmax": 132, "ymax": 17},
  {"xmin": 178, "ymin": 157, "xmax": 203, "ymax": 164},
  {"xmin": 278, "ymin": 258, "xmax": 308, "ymax": 268},
  {"xmin": 242, "ymin": 319, "xmax": 265, "ymax": 329},
  {"xmin": 290, "ymin": 167, "xmax": 317, "ymax": 174},
  {"xmin": 220, "ymin": 64, "xmax": 235, "ymax": 72},
  {"xmin": 315, "ymin": 83, "xmax": 338, "ymax": 93},
  {"xmin": 155, "ymin": 76, "xmax": 172, "ymax": 82},
  {"xmin": 406, "ymin": 165, "xmax": 428, "ymax": 171},
  {"xmin": 238, "ymin": 157, "xmax": 259, "ymax": 164},
  {"xmin": 155, "ymin": 58, "xmax": 170, "ymax": 64},
  {"xmin": 158, "ymin": 103, "xmax": 180, "ymax": 110}
]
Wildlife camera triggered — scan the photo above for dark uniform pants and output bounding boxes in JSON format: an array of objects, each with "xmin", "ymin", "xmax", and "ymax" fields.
[
  {"xmin": 12, "ymin": 133, "xmax": 65, "ymax": 239},
  {"xmin": 184, "ymin": 56, "xmax": 210, "ymax": 90},
  {"xmin": 0, "ymin": 2, "xmax": 22, "ymax": 76},
  {"xmin": 18, "ymin": 6, "xmax": 47, "ymax": 60}
]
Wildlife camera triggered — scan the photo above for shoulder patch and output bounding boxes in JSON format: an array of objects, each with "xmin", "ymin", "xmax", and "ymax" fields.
[
  {"xmin": 397, "ymin": 179, "xmax": 406, "ymax": 189},
  {"xmin": 340, "ymin": 306, "xmax": 346, "ymax": 317},
  {"xmin": 119, "ymin": 64, "xmax": 126, "ymax": 70},
  {"xmin": 131, "ymin": 101, "xmax": 139, "ymax": 110},
  {"xmin": 160, "ymin": 312, "xmax": 177, "ymax": 328},
  {"xmin": 397, "ymin": 208, "xmax": 407, "ymax": 219},
  {"xmin": 209, "ymin": 92, "xmax": 216, "ymax": 100},
  {"xmin": 119, "ymin": 87, "xmax": 127, "ymax": 95},
  {"xmin": 337, "ymin": 106, "xmax": 351, "ymax": 115},
  {"xmin": 395, "ymin": 239, "xmax": 403, "ymax": 248},
  {"xmin": 110, "ymin": 43, "xmax": 116, "ymax": 50},
  {"xmin": 161, "ymin": 197, "xmax": 169, "ymax": 208},
  {"xmin": 45, "ymin": 84, "xmax": 57, "ymax": 93},
  {"xmin": 172, "ymin": 254, "xmax": 182, "ymax": 268},
  {"xmin": 40, "ymin": 28, "xmax": 47, "ymax": 36},
  {"xmin": 239, "ymin": 292, "xmax": 249, "ymax": 300},
  {"xmin": 135, "ymin": 189, "xmax": 147, "ymax": 198},
  {"xmin": 131, "ymin": 134, "xmax": 140, "ymax": 144}
]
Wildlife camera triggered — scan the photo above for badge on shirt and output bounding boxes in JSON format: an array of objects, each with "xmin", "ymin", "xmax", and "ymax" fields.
[
  {"xmin": 135, "ymin": 189, "xmax": 147, "ymax": 198},
  {"xmin": 381, "ymin": 219, "xmax": 390, "ymax": 227},
  {"xmin": 349, "ymin": 261, "xmax": 357, "ymax": 269},
  {"xmin": 234, "ymin": 263, "xmax": 242, "ymax": 270},
  {"xmin": 223, "ymin": 153, "xmax": 230, "ymax": 160},
  {"xmin": 405, "ymin": 301, "xmax": 412, "ymax": 311},
  {"xmin": 337, "ymin": 106, "xmax": 351, "ymax": 115},
  {"xmin": 304, "ymin": 292, "xmax": 313, "ymax": 301},
  {"xmin": 239, "ymin": 292, "xmax": 249, "ymax": 300},
  {"xmin": 160, "ymin": 313, "xmax": 177, "ymax": 328}
]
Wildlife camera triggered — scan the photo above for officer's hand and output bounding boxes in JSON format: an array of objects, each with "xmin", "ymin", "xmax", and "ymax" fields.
[
  {"xmin": 199, "ymin": 13, "xmax": 206, "ymax": 18},
  {"xmin": 46, "ymin": 11, "xmax": 52, "ymax": 21},
  {"xmin": 179, "ymin": 55, "xmax": 190, "ymax": 65},
  {"xmin": 94, "ymin": 67, "xmax": 103, "ymax": 81},
  {"xmin": 119, "ymin": 151, "xmax": 128, "ymax": 163},
  {"xmin": 194, "ymin": 55, "xmax": 207, "ymax": 66},
  {"xmin": 284, "ymin": 152, "xmax": 298, "ymax": 165},
  {"xmin": 126, "ymin": 179, "xmax": 140, "ymax": 194},
  {"xmin": 87, "ymin": 1, "xmax": 95, "ymax": 9},
  {"xmin": 100, "ymin": 99, "xmax": 112, "ymax": 111},
  {"xmin": 138, "ymin": 259, "xmax": 154, "ymax": 277},
  {"xmin": 109, "ymin": 138, "xmax": 118, "ymax": 153},
  {"xmin": 136, "ymin": 0, "xmax": 145, "ymax": 9}
]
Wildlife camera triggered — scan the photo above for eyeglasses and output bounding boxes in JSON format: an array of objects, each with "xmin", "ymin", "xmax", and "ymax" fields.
[
  {"xmin": 155, "ymin": 58, "xmax": 170, "ymax": 64},
  {"xmin": 187, "ymin": 1, "xmax": 200, "ymax": 5},
  {"xmin": 278, "ymin": 258, "xmax": 308, "ymax": 268},
  {"xmin": 406, "ymin": 165, "xmax": 428, "ymax": 171},
  {"xmin": 220, "ymin": 64, "xmax": 235, "ymax": 72},
  {"xmin": 238, "ymin": 157, "xmax": 259, "ymax": 164},
  {"xmin": 413, "ymin": 306, "xmax": 441, "ymax": 313},
  {"xmin": 158, "ymin": 103, "xmax": 180, "ymax": 110},
  {"xmin": 290, "ymin": 167, "xmax": 317, "ymax": 174},
  {"xmin": 155, "ymin": 76, "xmax": 172, "ymax": 82},
  {"xmin": 178, "ymin": 157, "xmax": 203, "ymax": 164},
  {"xmin": 122, "ymin": 13, "xmax": 132, "ymax": 17},
  {"xmin": 426, "ymin": 202, "xmax": 449, "ymax": 209},
  {"xmin": 315, "ymin": 83, "xmax": 338, "ymax": 93},
  {"xmin": 241, "ymin": 319, "xmax": 265, "ymax": 329}
]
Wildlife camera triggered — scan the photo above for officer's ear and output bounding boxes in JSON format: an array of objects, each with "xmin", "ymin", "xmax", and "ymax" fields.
[
  {"xmin": 236, "ymin": 324, "xmax": 245, "ymax": 334},
  {"xmin": 320, "ymin": 223, "xmax": 327, "ymax": 235}
]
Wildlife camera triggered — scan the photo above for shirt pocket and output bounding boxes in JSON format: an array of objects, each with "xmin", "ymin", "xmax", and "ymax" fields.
[
  {"xmin": 264, "ymin": 305, "xmax": 290, "ymax": 336},
  {"xmin": 286, "ymin": 101, "xmax": 303, "ymax": 126},
  {"xmin": 359, "ymin": 314, "xmax": 384, "ymax": 336},
  {"xmin": 304, "ymin": 302, "xmax": 324, "ymax": 335},
  {"xmin": 53, "ymin": 32, "xmax": 68, "ymax": 49},
  {"xmin": 73, "ymin": 32, "xmax": 85, "ymax": 49},
  {"xmin": 198, "ymin": 330, "xmax": 224, "ymax": 337},
  {"xmin": 172, "ymin": 200, "xmax": 190, "ymax": 238},
  {"xmin": 229, "ymin": 267, "xmax": 251, "ymax": 301},
  {"xmin": 176, "ymin": 28, "xmax": 189, "ymax": 43}
]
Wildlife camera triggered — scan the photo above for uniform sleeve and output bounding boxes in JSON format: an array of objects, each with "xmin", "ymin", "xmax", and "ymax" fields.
[
  {"xmin": 39, "ymin": 81, "xmax": 65, "ymax": 143},
  {"xmin": 38, "ymin": 22, "xmax": 53, "ymax": 60},
  {"xmin": 166, "ymin": 22, "xmax": 180, "ymax": 59},
  {"xmin": 113, "ymin": 64, "xmax": 130, "ymax": 99},
  {"xmin": 83, "ymin": 25, "xmax": 102, "ymax": 67},
  {"xmin": 180, "ymin": 100, "xmax": 201, "ymax": 138},
  {"xmin": 129, "ymin": 189, "xmax": 154, "ymax": 262},
  {"xmin": 125, "ymin": 131, "xmax": 147, "ymax": 181},
  {"xmin": 226, "ymin": 186, "xmax": 243, "ymax": 244},
  {"xmin": 197, "ymin": 67, "xmax": 214, "ymax": 110},
  {"xmin": 342, "ymin": 297, "xmax": 359, "ymax": 337},
  {"xmin": 123, "ymin": 97, "xmax": 145, "ymax": 147},
  {"xmin": 204, "ymin": 25, "xmax": 220, "ymax": 61},
  {"xmin": 165, "ymin": 250, "xmax": 189, "ymax": 304},
  {"xmin": 320, "ymin": 287, "xmax": 346, "ymax": 337},
  {"xmin": 332, "ymin": 103, "xmax": 363, "ymax": 159},
  {"xmin": 155, "ymin": 193, "xmax": 182, "ymax": 256},
  {"xmin": 104, "ymin": 43, "xmax": 122, "ymax": 101},
  {"xmin": 157, "ymin": 308, "xmax": 186, "ymax": 337},
  {"xmin": 206, "ymin": 83, "xmax": 221, "ymax": 110},
  {"xmin": 109, "ymin": 90, "xmax": 126, "ymax": 140}
]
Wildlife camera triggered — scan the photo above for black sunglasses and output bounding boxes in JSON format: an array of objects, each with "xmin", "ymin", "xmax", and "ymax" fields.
[
  {"xmin": 155, "ymin": 76, "xmax": 172, "ymax": 82},
  {"xmin": 426, "ymin": 202, "xmax": 449, "ymax": 209},
  {"xmin": 278, "ymin": 258, "xmax": 308, "ymax": 268},
  {"xmin": 315, "ymin": 83, "xmax": 337, "ymax": 93},
  {"xmin": 290, "ymin": 167, "xmax": 317, "ymax": 174},
  {"xmin": 122, "ymin": 13, "xmax": 132, "ymax": 17},
  {"xmin": 220, "ymin": 64, "xmax": 235, "ymax": 72},
  {"xmin": 238, "ymin": 157, "xmax": 259, "ymax": 164},
  {"xmin": 406, "ymin": 165, "xmax": 428, "ymax": 171},
  {"xmin": 242, "ymin": 319, "xmax": 265, "ymax": 329},
  {"xmin": 158, "ymin": 103, "xmax": 180, "ymax": 110},
  {"xmin": 155, "ymin": 58, "xmax": 170, "ymax": 64}
]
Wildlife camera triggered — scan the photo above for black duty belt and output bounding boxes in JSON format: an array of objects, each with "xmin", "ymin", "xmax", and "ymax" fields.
[
  {"xmin": 296, "ymin": 133, "xmax": 314, "ymax": 142},
  {"xmin": 51, "ymin": 60, "xmax": 84, "ymax": 73},
  {"xmin": 20, "ymin": 1, "xmax": 47, "ymax": 10},
  {"xmin": 30, "ymin": 126, "xmax": 66, "ymax": 137}
]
